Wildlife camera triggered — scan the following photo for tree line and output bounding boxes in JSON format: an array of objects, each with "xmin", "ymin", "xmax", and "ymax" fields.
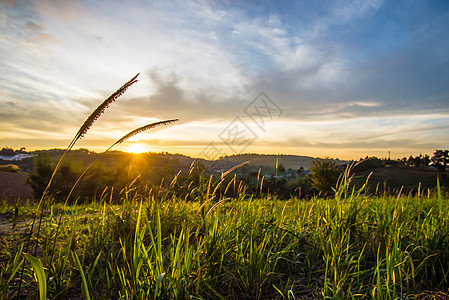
[
  {"xmin": 20, "ymin": 148, "xmax": 449, "ymax": 202},
  {"xmin": 308, "ymin": 150, "xmax": 448, "ymax": 196}
]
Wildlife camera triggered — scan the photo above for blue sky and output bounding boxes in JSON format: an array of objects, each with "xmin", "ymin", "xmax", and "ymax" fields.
[{"xmin": 0, "ymin": 0, "xmax": 448, "ymax": 159}]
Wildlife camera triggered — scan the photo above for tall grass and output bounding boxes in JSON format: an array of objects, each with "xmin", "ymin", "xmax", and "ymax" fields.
[{"xmin": 2, "ymin": 180, "xmax": 448, "ymax": 299}]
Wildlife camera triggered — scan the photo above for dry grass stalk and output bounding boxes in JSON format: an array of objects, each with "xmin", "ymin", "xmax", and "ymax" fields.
[
  {"xmin": 206, "ymin": 174, "xmax": 213, "ymax": 202},
  {"xmin": 256, "ymin": 168, "xmax": 260, "ymax": 192},
  {"xmin": 170, "ymin": 171, "xmax": 182, "ymax": 189},
  {"xmin": 212, "ymin": 161, "xmax": 249, "ymax": 196},
  {"xmin": 223, "ymin": 176, "xmax": 236, "ymax": 196},
  {"xmin": 397, "ymin": 185, "xmax": 404, "ymax": 199},
  {"xmin": 50, "ymin": 119, "xmax": 179, "ymax": 265},
  {"xmin": 19, "ymin": 73, "xmax": 140, "ymax": 298},
  {"xmin": 196, "ymin": 162, "xmax": 249, "ymax": 216},
  {"xmin": 196, "ymin": 195, "xmax": 215, "ymax": 217},
  {"xmin": 281, "ymin": 198, "xmax": 291, "ymax": 217},
  {"xmin": 206, "ymin": 198, "xmax": 231, "ymax": 217},
  {"xmin": 37, "ymin": 73, "xmax": 140, "ymax": 211},
  {"xmin": 73, "ymin": 73, "xmax": 139, "ymax": 145},
  {"xmin": 113, "ymin": 119, "xmax": 178, "ymax": 146},
  {"xmin": 222, "ymin": 161, "xmax": 249, "ymax": 178}
]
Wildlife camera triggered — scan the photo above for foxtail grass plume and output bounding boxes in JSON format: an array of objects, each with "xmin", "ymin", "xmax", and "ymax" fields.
[
  {"xmin": 19, "ymin": 73, "xmax": 141, "ymax": 298},
  {"xmin": 72, "ymin": 73, "xmax": 140, "ymax": 147},
  {"xmin": 112, "ymin": 119, "xmax": 179, "ymax": 146},
  {"xmin": 64, "ymin": 119, "xmax": 179, "ymax": 206},
  {"xmin": 38, "ymin": 73, "xmax": 140, "ymax": 209},
  {"xmin": 49, "ymin": 118, "xmax": 179, "ymax": 272}
]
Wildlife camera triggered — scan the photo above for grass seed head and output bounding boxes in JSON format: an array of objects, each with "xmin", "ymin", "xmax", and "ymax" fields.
[
  {"xmin": 75, "ymin": 73, "xmax": 140, "ymax": 142},
  {"xmin": 114, "ymin": 119, "xmax": 179, "ymax": 145}
]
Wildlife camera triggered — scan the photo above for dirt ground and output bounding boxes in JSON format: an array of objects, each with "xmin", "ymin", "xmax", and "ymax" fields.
[
  {"xmin": 405, "ymin": 168, "xmax": 438, "ymax": 177},
  {"xmin": 0, "ymin": 170, "xmax": 34, "ymax": 205}
]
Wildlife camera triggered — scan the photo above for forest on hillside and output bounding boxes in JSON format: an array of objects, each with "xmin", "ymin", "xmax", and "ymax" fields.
[{"xmin": 1, "ymin": 147, "xmax": 447, "ymax": 202}]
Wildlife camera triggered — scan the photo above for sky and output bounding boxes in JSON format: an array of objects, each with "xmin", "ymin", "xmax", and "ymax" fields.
[{"xmin": 0, "ymin": 0, "xmax": 448, "ymax": 160}]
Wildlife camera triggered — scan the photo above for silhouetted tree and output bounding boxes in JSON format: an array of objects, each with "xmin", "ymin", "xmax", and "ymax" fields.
[
  {"xmin": 353, "ymin": 156, "xmax": 383, "ymax": 172},
  {"xmin": 308, "ymin": 158, "xmax": 340, "ymax": 196},
  {"xmin": 278, "ymin": 163, "xmax": 286, "ymax": 174},
  {"xmin": 0, "ymin": 147, "xmax": 15, "ymax": 156},
  {"xmin": 413, "ymin": 155, "xmax": 422, "ymax": 167},
  {"xmin": 28, "ymin": 153, "xmax": 53, "ymax": 198},
  {"xmin": 431, "ymin": 150, "xmax": 449, "ymax": 172}
]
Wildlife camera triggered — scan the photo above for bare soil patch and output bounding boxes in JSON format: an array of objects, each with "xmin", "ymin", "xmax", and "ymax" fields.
[
  {"xmin": 406, "ymin": 168, "xmax": 438, "ymax": 177},
  {"xmin": 0, "ymin": 170, "xmax": 34, "ymax": 205}
]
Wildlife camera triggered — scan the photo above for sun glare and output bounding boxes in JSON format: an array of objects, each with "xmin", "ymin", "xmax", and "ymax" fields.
[{"xmin": 127, "ymin": 143, "xmax": 147, "ymax": 154}]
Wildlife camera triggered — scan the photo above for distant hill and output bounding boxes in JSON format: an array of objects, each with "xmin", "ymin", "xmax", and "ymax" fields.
[
  {"xmin": 0, "ymin": 149, "xmax": 345, "ymax": 173},
  {"xmin": 217, "ymin": 154, "xmax": 346, "ymax": 170}
]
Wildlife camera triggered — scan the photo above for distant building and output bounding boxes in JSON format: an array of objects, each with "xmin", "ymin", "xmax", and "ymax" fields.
[{"xmin": 0, "ymin": 153, "xmax": 34, "ymax": 161}]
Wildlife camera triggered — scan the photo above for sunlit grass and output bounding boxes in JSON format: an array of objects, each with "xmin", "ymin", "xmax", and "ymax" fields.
[{"xmin": 1, "ymin": 187, "xmax": 448, "ymax": 299}]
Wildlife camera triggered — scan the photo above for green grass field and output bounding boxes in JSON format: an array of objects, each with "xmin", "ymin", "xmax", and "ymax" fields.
[{"xmin": 1, "ymin": 187, "xmax": 448, "ymax": 299}]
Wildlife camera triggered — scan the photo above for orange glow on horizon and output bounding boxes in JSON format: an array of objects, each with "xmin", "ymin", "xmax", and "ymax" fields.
[{"xmin": 126, "ymin": 143, "xmax": 148, "ymax": 154}]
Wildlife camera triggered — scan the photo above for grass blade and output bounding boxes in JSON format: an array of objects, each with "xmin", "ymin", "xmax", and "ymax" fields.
[
  {"xmin": 23, "ymin": 253, "xmax": 47, "ymax": 300},
  {"xmin": 71, "ymin": 251, "xmax": 91, "ymax": 300}
]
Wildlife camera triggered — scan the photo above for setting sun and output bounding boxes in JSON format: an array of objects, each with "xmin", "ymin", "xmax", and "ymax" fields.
[{"xmin": 127, "ymin": 143, "xmax": 148, "ymax": 154}]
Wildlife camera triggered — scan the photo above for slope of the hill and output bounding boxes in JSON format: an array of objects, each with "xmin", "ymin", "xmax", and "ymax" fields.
[
  {"xmin": 0, "ymin": 171, "xmax": 34, "ymax": 204},
  {"xmin": 218, "ymin": 153, "xmax": 345, "ymax": 170}
]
